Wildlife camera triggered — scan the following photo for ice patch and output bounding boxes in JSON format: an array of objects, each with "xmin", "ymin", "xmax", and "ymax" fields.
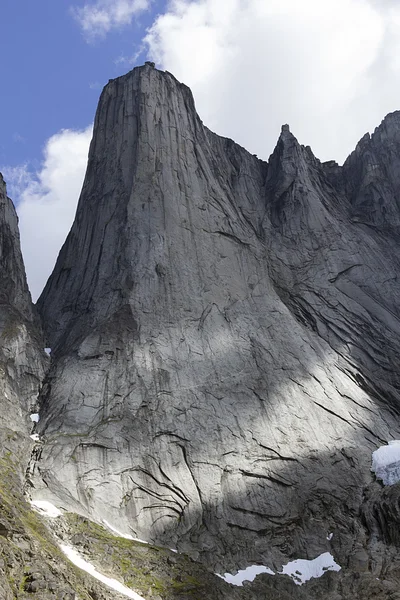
[
  {"xmin": 30, "ymin": 413, "xmax": 40, "ymax": 423},
  {"xmin": 30, "ymin": 500, "xmax": 62, "ymax": 518},
  {"xmin": 61, "ymin": 544, "xmax": 146, "ymax": 600},
  {"xmin": 30, "ymin": 433, "xmax": 40, "ymax": 442},
  {"xmin": 280, "ymin": 552, "xmax": 341, "ymax": 585},
  {"xmin": 219, "ymin": 565, "xmax": 275, "ymax": 586},
  {"xmin": 44, "ymin": 348, "xmax": 51, "ymax": 355},
  {"xmin": 371, "ymin": 440, "xmax": 400, "ymax": 485}
]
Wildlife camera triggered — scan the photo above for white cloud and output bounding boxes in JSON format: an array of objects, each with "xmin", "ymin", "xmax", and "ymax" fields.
[
  {"xmin": 72, "ymin": 0, "xmax": 150, "ymax": 39},
  {"xmin": 2, "ymin": 126, "xmax": 92, "ymax": 302},
  {"xmin": 145, "ymin": 0, "xmax": 400, "ymax": 163}
]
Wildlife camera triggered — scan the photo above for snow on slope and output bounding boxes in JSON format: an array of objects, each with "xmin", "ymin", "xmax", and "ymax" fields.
[
  {"xmin": 61, "ymin": 545, "xmax": 146, "ymax": 600},
  {"xmin": 281, "ymin": 552, "xmax": 341, "ymax": 585},
  {"xmin": 219, "ymin": 564, "xmax": 274, "ymax": 586},
  {"xmin": 30, "ymin": 500, "xmax": 62, "ymax": 518},
  {"xmin": 30, "ymin": 500, "xmax": 146, "ymax": 599},
  {"xmin": 219, "ymin": 552, "xmax": 341, "ymax": 586},
  {"xmin": 372, "ymin": 440, "xmax": 400, "ymax": 485}
]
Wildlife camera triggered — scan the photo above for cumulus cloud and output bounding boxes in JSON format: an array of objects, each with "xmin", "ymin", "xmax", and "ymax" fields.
[
  {"xmin": 72, "ymin": 0, "xmax": 150, "ymax": 39},
  {"xmin": 145, "ymin": 0, "xmax": 400, "ymax": 163},
  {"xmin": 2, "ymin": 126, "xmax": 92, "ymax": 301}
]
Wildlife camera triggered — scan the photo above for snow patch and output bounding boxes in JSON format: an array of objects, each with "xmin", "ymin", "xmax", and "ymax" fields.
[
  {"xmin": 371, "ymin": 440, "xmax": 400, "ymax": 485},
  {"xmin": 220, "ymin": 552, "xmax": 341, "ymax": 587},
  {"xmin": 280, "ymin": 552, "xmax": 341, "ymax": 585},
  {"xmin": 30, "ymin": 500, "xmax": 62, "ymax": 518},
  {"xmin": 61, "ymin": 544, "xmax": 146, "ymax": 600},
  {"xmin": 102, "ymin": 520, "xmax": 134, "ymax": 540},
  {"xmin": 219, "ymin": 564, "xmax": 274, "ymax": 586},
  {"xmin": 30, "ymin": 413, "xmax": 40, "ymax": 423},
  {"xmin": 44, "ymin": 347, "xmax": 51, "ymax": 355},
  {"xmin": 327, "ymin": 533, "xmax": 333, "ymax": 541},
  {"xmin": 30, "ymin": 433, "xmax": 40, "ymax": 442},
  {"xmin": 102, "ymin": 520, "xmax": 149, "ymax": 544}
]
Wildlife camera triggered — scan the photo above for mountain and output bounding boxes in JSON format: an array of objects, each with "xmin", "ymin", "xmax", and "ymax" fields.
[
  {"xmin": 27, "ymin": 63, "xmax": 400, "ymax": 597},
  {"xmin": 2, "ymin": 63, "xmax": 400, "ymax": 598}
]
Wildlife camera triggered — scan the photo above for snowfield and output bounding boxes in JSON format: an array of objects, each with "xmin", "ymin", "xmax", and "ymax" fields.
[
  {"xmin": 219, "ymin": 564, "xmax": 275, "ymax": 586},
  {"xmin": 281, "ymin": 552, "xmax": 341, "ymax": 585},
  {"xmin": 219, "ymin": 552, "xmax": 341, "ymax": 586}
]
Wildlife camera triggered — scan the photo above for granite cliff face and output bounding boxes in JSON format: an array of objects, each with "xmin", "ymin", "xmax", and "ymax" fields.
[
  {"xmin": 0, "ymin": 173, "xmax": 45, "ymax": 447},
  {"xmin": 25, "ymin": 65, "xmax": 400, "ymax": 596}
]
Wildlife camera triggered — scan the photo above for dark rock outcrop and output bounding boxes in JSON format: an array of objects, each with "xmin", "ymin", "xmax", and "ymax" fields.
[{"xmin": 27, "ymin": 65, "xmax": 400, "ymax": 596}]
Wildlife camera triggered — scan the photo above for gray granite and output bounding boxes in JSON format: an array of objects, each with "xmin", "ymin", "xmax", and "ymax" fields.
[{"xmin": 28, "ymin": 65, "xmax": 400, "ymax": 596}]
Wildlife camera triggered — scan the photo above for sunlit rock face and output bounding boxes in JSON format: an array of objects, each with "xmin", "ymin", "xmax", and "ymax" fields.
[{"xmin": 33, "ymin": 65, "xmax": 400, "ymax": 576}]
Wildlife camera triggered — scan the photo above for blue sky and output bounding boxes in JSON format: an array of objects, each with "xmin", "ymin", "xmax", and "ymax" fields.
[
  {"xmin": 2, "ymin": 0, "xmax": 400, "ymax": 300},
  {"xmin": 0, "ymin": 0, "xmax": 165, "ymax": 169}
]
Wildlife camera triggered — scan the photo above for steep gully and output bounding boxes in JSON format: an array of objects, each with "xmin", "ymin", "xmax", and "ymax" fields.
[{"xmin": 3, "ymin": 63, "xmax": 400, "ymax": 598}]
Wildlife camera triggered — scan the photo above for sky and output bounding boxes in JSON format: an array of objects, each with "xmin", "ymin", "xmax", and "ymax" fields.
[{"xmin": 2, "ymin": 0, "xmax": 400, "ymax": 300}]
